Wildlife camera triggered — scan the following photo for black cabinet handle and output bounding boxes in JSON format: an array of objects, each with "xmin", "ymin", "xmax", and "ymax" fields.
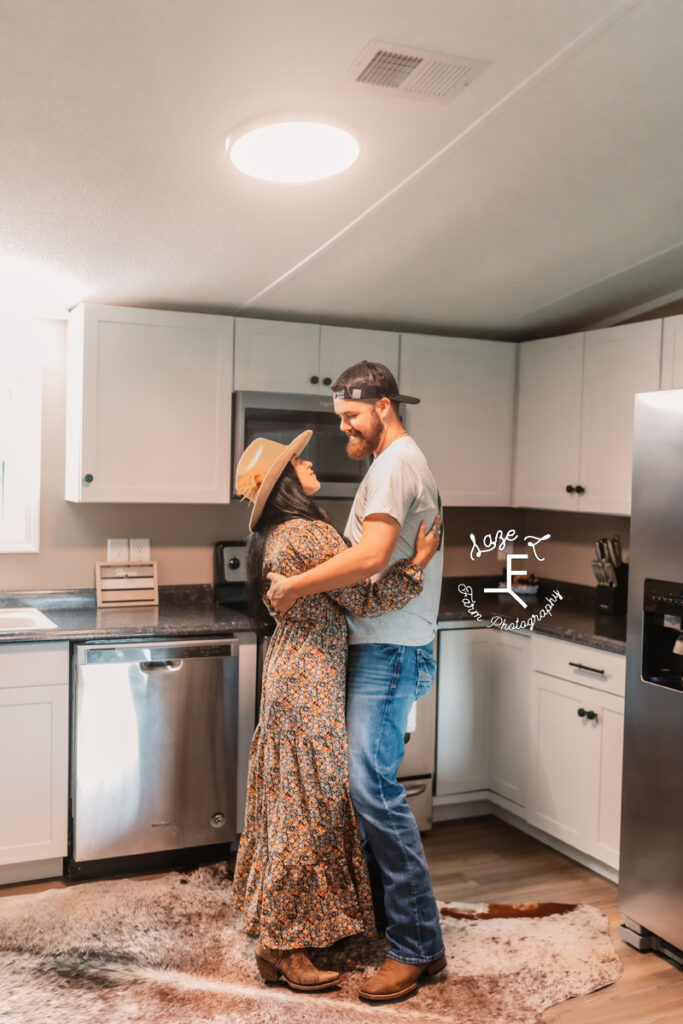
[
  {"xmin": 575, "ymin": 485, "xmax": 585, "ymax": 494},
  {"xmin": 310, "ymin": 375, "xmax": 319, "ymax": 384},
  {"xmin": 568, "ymin": 661, "xmax": 605, "ymax": 675},
  {"xmin": 83, "ymin": 473, "xmax": 94, "ymax": 484},
  {"xmin": 577, "ymin": 707, "xmax": 599, "ymax": 722},
  {"xmin": 322, "ymin": 377, "xmax": 332, "ymax": 386},
  {"xmin": 566, "ymin": 484, "xmax": 576, "ymax": 493},
  {"xmin": 578, "ymin": 707, "xmax": 586, "ymax": 717}
]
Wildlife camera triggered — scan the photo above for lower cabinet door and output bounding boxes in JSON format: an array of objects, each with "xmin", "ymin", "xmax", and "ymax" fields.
[
  {"xmin": 0, "ymin": 684, "xmax": 69, "ymax": 865},
  {"xmin": 489, "ymin": 631, "xmax": 530, "ymax": 809},
  {"xmin": 436, "ymin": 628, "xmax": 491, "ymax": 796},
  {"xmin": 593, "ymin": 690, "xmax": 625, "ymax": 870},
  {"xmin": 527, "ymin": 673, "xmax": 600, "ymax": 854},
  {"xmin": 527, "ymin": 672, "xmax": 624, "ymax": 867}
]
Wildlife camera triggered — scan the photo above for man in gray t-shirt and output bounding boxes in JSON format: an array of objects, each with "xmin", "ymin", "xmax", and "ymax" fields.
[
  {"xmin": 344, "ymin": 432, "xmax": 443, "ymax": 645},
  {"xmin": 266, "ymin": 361, "xmax": 445, "ymax": 1002}
]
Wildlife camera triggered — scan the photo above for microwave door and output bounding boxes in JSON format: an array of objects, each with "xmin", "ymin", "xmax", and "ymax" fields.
[{"xmin": 232, "ymin": 391, "xmax": 368, "ymax": 499}]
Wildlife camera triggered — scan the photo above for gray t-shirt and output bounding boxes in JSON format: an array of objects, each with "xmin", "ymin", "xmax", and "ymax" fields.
[{"xmin": 344, "ymin": 435, "xmax": 443, "ymax": 646}]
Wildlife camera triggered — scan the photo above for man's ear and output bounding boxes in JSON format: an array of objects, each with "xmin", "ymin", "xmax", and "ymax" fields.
[{"xmin": 376, "ymin": 396, "xmax": 392, "ymax": 420}]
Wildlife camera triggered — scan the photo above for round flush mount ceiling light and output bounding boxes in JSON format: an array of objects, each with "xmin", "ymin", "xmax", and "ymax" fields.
[{"xmin": 226, "ymin": 117, "xmax": 359, "ymax": 183}]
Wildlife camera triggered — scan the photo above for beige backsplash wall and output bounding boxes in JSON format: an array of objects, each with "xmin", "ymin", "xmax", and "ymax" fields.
[
  {"xmin": 1, "ymin": 320, "xmax": 629, "ymax": 592},
  {"xmin": 442, "ymin": 507, "xmax": 630, "ymax": 584}
]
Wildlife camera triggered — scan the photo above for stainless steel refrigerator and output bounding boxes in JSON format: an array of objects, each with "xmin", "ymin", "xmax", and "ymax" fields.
[{"xmin": 619, "ymin": 388, "xmax": 683, "ymax": 966}]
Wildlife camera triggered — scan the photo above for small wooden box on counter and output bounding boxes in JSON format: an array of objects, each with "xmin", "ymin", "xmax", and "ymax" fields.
[{"xmin": 95, "ymin": 562, "xmax": 159, "ymax": 608}]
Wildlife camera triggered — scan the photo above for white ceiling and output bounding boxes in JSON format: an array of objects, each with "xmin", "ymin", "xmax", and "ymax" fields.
[{"xmin": 1, "ymin": 0, "xmax": 682, "ymax": 339}]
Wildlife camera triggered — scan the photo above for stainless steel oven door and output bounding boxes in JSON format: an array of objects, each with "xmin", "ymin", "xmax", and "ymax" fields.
[
  {"xmin": 232, "ymin": 391, "xmax": 368, "ymax": 499},
  {"xmin": 399, "ymin": 683, "xmax": 437, "ymax": 779}
]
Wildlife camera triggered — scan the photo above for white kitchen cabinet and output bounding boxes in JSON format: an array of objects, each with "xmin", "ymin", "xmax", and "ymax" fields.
[
  {"xmin": 513, "ymin": 322, "xmax": 661, "ymax": 514},
  {"xmin": 527, "ymin": 634, "xmax": 625, "ymax": 869},
  {"xmin": 234, "ymin": 319, "xmax": 399, "ymax": 396},
  {"xmin": 435, "ymin": 626, "xmax": 491, "ymax": 796},
  {"xmin": 513, "ymin": 334, "xmax": 584, "ymax": 511},
  {"xmin": 0, "ymin": 643, "xmax": 69, "ymax": 868},
  {"xmin": 593, "ymin": 689, "xmax": 625, "ymax": 868},
  {"xmin": 661, "ymin": 315, "xmax": 683, "ymax": 389},
  {"xmin": 65, "ymin": 304, "xmax": 234, "ymax": 503},
  {"xmin": 234, "ymin": 318, "xmax": 321, "ymax": 394},
  {"xmin": 488, "ymin": 630, "xmax": 530, "ymax": 809},
  {"xmin": 579, "ymin": 322, "xmax": 661, "ymax": 514},
  {"xmin": 400, "ymin": 334, "xmax": 516, "ymax": 506},
  {"xmin": 319, "ymin": 326, "xmax": 399, "ymax": 390}
]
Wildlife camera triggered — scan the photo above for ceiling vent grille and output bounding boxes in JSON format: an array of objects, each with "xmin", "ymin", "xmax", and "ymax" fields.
[{"xmin": 339, "ymin": 41, "xmax": 488, "ymax": 103}]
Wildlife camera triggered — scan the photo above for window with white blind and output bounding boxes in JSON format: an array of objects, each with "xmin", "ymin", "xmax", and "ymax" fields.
[{"xmin": 0, "ymin": 354, "xmax": 41, "ymax": 552}]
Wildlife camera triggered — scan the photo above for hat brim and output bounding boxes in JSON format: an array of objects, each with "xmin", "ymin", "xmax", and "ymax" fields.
[
  {"xmin": 248, "ymin": 429, "xmax": 313, "ymax": 531},
  {"xmin": 332, "ymin": 388, "xmax": 420, "ymax": 404}
]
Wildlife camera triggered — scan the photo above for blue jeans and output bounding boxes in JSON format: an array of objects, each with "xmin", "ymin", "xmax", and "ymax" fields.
[{"xmin": 346, "ymin": 642, "xmax": 444, "ymax": 965}]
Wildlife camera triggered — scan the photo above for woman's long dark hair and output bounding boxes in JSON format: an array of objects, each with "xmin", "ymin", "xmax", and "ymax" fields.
[{"xmin": 246, "ymin": 462, "xmax": 340, "ymax": 627}]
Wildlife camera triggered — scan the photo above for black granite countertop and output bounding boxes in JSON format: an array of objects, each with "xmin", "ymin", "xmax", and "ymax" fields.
[
  {"xmin": 437, "ymin": 577, "xmax": 626, "ymax": 655},
  {"xmin": 0, "ymin": 578, "xmax": 626, "ymax": 654},
  {"xmin": 0, "ymin": 586, "xmax": 253, "ymax": 644}
]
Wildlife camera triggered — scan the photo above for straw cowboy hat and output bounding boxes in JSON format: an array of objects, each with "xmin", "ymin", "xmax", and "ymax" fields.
[{"xmin": 235, "ymin": 430, "xmax": 313, "ymax": 531}]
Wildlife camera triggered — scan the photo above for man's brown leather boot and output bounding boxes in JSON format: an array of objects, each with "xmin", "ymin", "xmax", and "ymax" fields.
[
  {"xmin": 358, "ymin": 953, "xmax": 447, "ymax": 1001},
  {"xmin": 255, "ymin": 943, "xmax": 341, "ymax": 991}
]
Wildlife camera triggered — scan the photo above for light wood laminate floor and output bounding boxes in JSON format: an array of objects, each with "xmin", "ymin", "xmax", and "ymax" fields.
[
  {"xmin": 425, "ymin": 816, "xmax": 683, "ymax": 1023},
  {"xmin": 2, "ymin": 815, "xmax": 681, "ymax": 1022}
]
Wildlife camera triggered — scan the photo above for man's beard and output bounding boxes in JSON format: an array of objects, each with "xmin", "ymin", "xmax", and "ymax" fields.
[{"xmin": 345, "ymin": 411, "xmax": 383, "ymax": 460}]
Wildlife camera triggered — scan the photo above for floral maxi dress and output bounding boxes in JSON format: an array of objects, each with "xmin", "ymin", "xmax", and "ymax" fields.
[{"xmin": 231, "ymin": 518, "xmax": 423, "ymax": 950}]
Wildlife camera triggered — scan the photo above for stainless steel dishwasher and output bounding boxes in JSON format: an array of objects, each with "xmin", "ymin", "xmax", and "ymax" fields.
[{"xmin": 69, "ymin": 638, "xmax": 239, "ymax": 877}]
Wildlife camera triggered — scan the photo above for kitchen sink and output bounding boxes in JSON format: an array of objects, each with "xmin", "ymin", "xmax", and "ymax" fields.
[{"xmin": 0, "ymin": 607, "xmax": 58, "ymax": 631}]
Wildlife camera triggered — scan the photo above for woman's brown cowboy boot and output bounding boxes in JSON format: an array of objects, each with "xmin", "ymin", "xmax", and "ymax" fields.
[{"xmin": 255, "ymin": 943, "xmax": 341, "ymax": 991}]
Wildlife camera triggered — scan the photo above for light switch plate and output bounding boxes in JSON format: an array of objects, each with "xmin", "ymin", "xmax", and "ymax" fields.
[
  {"xmin": 107, "ymin": 538, "xmax": 129, "ymax": 561},
  {"xmin": 130, "ymin": 538, "xmax": 150, "ymax": 561}
]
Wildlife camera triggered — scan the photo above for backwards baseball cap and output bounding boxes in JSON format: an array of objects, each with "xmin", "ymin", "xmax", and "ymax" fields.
[{"xmin": 331, "ymin": 360, "xmax": 420, "ymax": 405}]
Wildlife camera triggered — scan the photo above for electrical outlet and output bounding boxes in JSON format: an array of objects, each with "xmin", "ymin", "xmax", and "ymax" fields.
[
  {"xmin": 130, "ymin": 538, "xmax": 150, "ymax": 562},
  {"xmin": 107, "ymin": 538, "xmax": 129, "ymax": 562}
]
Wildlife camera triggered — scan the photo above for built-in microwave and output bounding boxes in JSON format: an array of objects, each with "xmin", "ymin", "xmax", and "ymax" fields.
[{"xmin": 232, "ymin": 391, "xmax": 369, "ymax": 499}]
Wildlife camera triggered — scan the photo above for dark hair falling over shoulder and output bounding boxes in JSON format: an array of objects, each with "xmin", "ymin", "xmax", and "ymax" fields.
[{"xmin": 245, "ymin": 463, "xmax": 339, "ymax": 627}]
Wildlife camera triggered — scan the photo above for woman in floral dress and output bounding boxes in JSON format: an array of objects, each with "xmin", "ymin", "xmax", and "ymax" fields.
[{"xmin": 231, "ymin": 431, "xmax": 439, "ymax": 992}]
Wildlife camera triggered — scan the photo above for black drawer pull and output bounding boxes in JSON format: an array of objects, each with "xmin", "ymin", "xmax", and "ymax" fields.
[
  {"xmin": 578, "ymin": 707, "xmax": 598, "ymax": 721},
  {"xmin": 568, "ymin": 661, "xmax": 605, "ymax": 675},
  {"xmin": 566, "ymin": 484, "xmax": 576, "ymax": 493},
  {"xmin": 310, "ymin": 375, "xmax": 319, "ymax": 384},
  {"xmin": 575, "ymin": 485, "xmax": 585, "ymax": 494}
]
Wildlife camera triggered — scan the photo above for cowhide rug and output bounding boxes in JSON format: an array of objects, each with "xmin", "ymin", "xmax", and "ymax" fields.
[{"xmin": 0, "ymin": 864, "xmax": 622, "ymax": 1024}]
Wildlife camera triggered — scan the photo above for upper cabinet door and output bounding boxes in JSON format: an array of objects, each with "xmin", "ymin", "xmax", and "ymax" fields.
[
  {"xmin": 579, "ymin": 321, "xmax": 661, "ymax": 514},
  {"xmin": 234, "ymin": 318, "xmax": 320, "ymax": 394},
  {"xmin": 400, "ymin": 334, "xmax": 516, "ymax": 506},
  {"xmin": 661, "ymin": 315, "xmax": 683, "ymax": 389},
  {"xmin": 513, "ymin": 334, "xmax": 584, "ymax": 511},
  {"xmin": 65, "ymin": 305, "xmax": 233, "ymax": 503},
  {"xmin": 319, "ymin": 327, "xmax": 399, "ymax": 394}
]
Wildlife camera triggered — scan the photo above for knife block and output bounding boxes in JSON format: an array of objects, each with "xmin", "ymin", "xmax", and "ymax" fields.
[{"xmin": 596, "ymin": 563, "xmax": 629, "ymax": 615}]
